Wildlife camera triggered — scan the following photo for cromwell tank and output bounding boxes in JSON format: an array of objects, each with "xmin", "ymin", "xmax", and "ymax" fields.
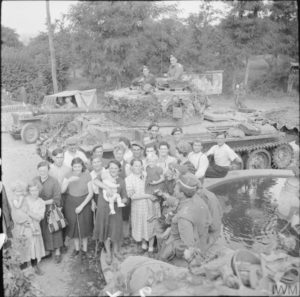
[
  {"xmin": 37, "ymin": 71, "xmax": 295, "ymax": 170},
  {"xmin": 101, "ymin": 70, "xmax": 295, "ymax": 170}
]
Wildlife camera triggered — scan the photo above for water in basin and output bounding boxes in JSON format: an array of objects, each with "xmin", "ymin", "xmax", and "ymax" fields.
[{"xmin": 210, "ymin": 177, "xmax": 299, "ymax": 256}]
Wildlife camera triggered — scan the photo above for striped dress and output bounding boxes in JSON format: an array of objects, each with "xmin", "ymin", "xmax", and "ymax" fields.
[{"xmin": 125, "ymin": 173, "xmax": 154, "ymax": 242}]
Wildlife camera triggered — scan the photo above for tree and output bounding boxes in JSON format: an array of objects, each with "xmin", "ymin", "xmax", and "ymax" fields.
[
  {"xmin": 46, "ymin": 0, "xmax": 58, "ymax": 93},
  {"xmin": 1, "ymin": 25, "xmax": 23, "ymax": 48},
  {"xmin": 220, "ymin": 1, "xmax": 276, "ymax": 89},
  {"xmin": 67, "ymin": 1, "xmax": 178, "ymax": 88}
]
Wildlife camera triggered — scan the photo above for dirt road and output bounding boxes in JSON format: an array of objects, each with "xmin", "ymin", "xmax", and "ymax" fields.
[{"xmin": 1, "ymin": 133, "xmax": 103, "ymax": 296}]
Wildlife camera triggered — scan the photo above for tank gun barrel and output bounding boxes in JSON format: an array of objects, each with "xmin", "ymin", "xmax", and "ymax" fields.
[{"xmin": 34, "ymin": 108, "xmax": 116, "ymax": 115}]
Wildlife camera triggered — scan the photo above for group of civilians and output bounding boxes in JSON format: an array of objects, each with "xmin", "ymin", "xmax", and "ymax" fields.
[{"xmin": 5, "ymin": 122, "xmax": 242, "ymax": 274}]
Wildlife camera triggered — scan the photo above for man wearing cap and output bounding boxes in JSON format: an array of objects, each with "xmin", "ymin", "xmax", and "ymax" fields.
[
  {"xmin": 205, "ymin": 134, "xmax": 242, "ymax": 178},
  {"xmin": 168, "ymin": 127, "xmax": 184, "ymax": 157},
  {"xmin": 188, "ymin": 139, "xmax": 209, "ymax": 181},
  {"xmin": 131, "ymin": 141, "xmax": 144, "ymax": 160},
  {"xmin": 158, "ymin": 172, "xmax": 222, "ymax": 263},
  {"xmin": 63, "ymin": 137, "xmax": 89, "ymax": 168}
]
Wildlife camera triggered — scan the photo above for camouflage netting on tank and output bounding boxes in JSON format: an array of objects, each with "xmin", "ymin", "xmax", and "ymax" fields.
[
  {"xmin": 263, "ymin": 108, "xmax": 299, "ymax": 131},
  {"xmin": 104, "ymin": 88, "xmax": 203, "ymax": 123},
  {"xmin": 103, "ymin": 92, "xmax": 164, "ymax": 122}
]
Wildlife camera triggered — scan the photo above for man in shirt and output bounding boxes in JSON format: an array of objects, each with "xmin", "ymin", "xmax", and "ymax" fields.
[
  {"xmin": 167, "ymin": 55, "xmax": 184, "ymax": 82},
  {"xmin": 156, "ymin": 55, "xmax": 184, "ymax": 88},
  {"xmin": 63, "ymin": 137, "xmax": 89, "ymax": 168},
  {"xmin": 188, "ymin": 139, "xmax": 209, "ymax": 181},
  {"xmin": 205, "ymin": 134, "xmax": 242, "ymax": 178},
  {"xmin": 49, "ymin": 148, "xmax": 71, "ymax": 253}
]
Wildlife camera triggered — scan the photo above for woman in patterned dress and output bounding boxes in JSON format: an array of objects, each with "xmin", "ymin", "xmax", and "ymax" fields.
[{"xmin": 125, "ymin": 158, "xmax": 157, "ymax": 253}]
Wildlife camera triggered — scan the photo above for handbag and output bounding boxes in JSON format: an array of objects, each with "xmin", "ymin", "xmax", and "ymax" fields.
[{"xmin": 47, "ymin": 204, "xmax": 68, "ymax": 233}]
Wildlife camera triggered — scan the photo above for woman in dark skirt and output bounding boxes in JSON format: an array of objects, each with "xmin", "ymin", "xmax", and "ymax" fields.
[
  {"xmin": 33, "ymin": 161, "xmax": 63, "ymax": 263},
  {"xmin": 93, "ymin": 160, "xmax": 128, "ymax": 264},
  {"xmin": 61, "ymin": 157, "xmax": 94, "ymax": 258}
]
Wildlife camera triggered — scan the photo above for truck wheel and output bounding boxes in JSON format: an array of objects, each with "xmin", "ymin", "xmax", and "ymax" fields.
[
  {"xmin": 246, "ymin": 149, "xmax": 271, "ymax": 169},
  {"xmin": 272, "ymin": 144, "xmax": 294, "ymax": 168},
  {"xmin": 21, "ymin": 123, "xmax": 40, "ymax": 144}
]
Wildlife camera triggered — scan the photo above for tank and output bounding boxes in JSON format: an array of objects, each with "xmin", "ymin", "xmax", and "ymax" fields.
[{"xmin": 36, "ymin": 72, "xmax": 295, "ymax": 170}]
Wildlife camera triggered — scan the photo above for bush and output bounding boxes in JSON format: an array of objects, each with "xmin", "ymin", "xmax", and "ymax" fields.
[{"xmin": 3, "ymin": 238, "xmax": 38, "ymax": 297}]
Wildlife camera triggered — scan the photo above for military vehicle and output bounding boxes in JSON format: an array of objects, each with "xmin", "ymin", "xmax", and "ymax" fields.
[
  {"xmin": 9, "ymin": 89, "xmax": 113, "ymax": 144},
  {"xmin": 35, "ymin": 70, "xmax": 296, "ymax": 170}
]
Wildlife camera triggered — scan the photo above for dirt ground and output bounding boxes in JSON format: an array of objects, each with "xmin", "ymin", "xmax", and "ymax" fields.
[{"xmin": 1, "ymin": 93, "xmax": 299, "ymax": 296}]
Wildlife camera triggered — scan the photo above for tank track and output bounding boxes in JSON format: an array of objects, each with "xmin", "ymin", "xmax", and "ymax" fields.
[{"xmin": 231, "ymin": 139, "xmax": 290, "ymax": 153}]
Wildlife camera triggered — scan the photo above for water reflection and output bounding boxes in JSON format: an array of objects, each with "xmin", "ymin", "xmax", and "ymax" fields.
[{"xmin": 210, "ymin": 177, "xmax": 299, "ymax": 256}]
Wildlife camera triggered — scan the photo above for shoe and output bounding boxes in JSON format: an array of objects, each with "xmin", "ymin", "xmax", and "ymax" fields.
[
  {"xmin": 61, "ymin": 245, "xmax": 68, "ymax": 254},
  {"xmin": 71, "ymin": 250, "xmax": 80, "ymax": 258},
  {"xmin": 117, "ymin": 202, "xmax": 125, "ymax": 207},
  {"xmin": 55, "ymin": 254, "xmax": 62, "ymax": 264},
  {"xmin": 34, "ymin": 265, "xmax": 44, "ymax": 275},
  {"xmin": 109, "ymin": 210, "xmax": 116, "ymax": 215},
  {"xmin": 42, "ymin": 252, "xmax": 52, "ymax": 259},
  {"xmin": 81, "ymin": 251, "xmax": 87, "ymax": 260}
]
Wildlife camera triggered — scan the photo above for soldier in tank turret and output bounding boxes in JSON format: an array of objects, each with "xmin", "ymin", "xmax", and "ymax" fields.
[{"xmin": 131, "ymin": 65, "xmax": 156, "ymax": 93}]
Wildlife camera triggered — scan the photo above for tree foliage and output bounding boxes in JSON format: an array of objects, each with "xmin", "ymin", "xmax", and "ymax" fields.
[
  {"xmin": 1, "ymin": 25, "xmax": 24, "ymax": 48},
  {"xmin": 1, "ymin": 0, "xmax": 298, "ymax": 99}
]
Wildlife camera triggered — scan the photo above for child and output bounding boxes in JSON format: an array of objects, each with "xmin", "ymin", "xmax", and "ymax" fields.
[
  {"xmin": 11, "ymin": 181, "xmax": 43, "ymax": 274},
  {"xmin": 25, "ymin": 181, "xmax": 46, "ymax": 274},
  {"xmin": 145, "ymin": 153, "xmax": 164, "ymax": 223},
  {"xmin": 101, "ymin": 171, "xmax": 125, "ymax": 215}
]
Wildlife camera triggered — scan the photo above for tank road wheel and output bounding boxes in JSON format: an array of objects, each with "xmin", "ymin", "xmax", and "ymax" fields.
[
  {"xmin": 230, "ymin": 153, "xmax": 244, "ymax": 170},
  {"xmin": 21, "ymin": 123, "xmax": 40, "ymax": 144},
  {"xmin": 246, "ymin": 149, "xmax": 271, "ymax": 169},
  {"xmin": 272, "ymin": 144, "xmax": 294, "ymax": 169}
]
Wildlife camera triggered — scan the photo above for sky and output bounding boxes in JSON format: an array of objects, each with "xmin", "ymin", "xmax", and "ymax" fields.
[{"xmin": 1, "ymin": 1, "xmax": 229, "ymax": 44}]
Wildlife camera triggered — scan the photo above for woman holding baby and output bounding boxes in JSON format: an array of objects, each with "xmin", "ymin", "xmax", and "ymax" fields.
[
  {"xmin": 11, "ymin": 180, "xmax": 46, "ymax": 274},
  {"xmin": 93, "ymin": 160, "xmax": 129, "ymax": 264}
]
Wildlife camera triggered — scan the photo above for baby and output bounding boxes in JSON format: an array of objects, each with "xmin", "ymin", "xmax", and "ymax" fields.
[
  {"xmin": 12, "ymin": 181, "xmax": 39, "ymax": 235},
  {"xmin": 101, "ymin": 172, "xmax": 125, "ymax": 215}
]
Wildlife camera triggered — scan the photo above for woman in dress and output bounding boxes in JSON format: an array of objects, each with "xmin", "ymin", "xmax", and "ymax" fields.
[
  {"xmin": 61, "ymin": 158, "xmax": 94, "ymax": 258},
  {"xmin": 33, "ymin": 161, "xmax": 63, "ymax": 263},
  {"xmin": 125, "ymin": 159, "xmax": 156, "ymax": 253},
  {"xmin": 93, "ymin": 160, "xmax": 128, "ymax": 264}
]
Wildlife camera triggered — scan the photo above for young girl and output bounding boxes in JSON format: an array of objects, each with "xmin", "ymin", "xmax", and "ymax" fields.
[{"xmin": 25, "ymin": 181, "xmax": 46, "ymax": 274}]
